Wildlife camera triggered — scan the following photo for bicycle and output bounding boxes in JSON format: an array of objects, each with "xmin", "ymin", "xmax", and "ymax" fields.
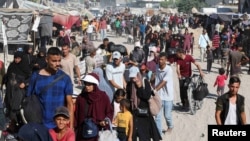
[{"xmin": 187, "ymin": 74, "xmax": 204, "ymax": 115}]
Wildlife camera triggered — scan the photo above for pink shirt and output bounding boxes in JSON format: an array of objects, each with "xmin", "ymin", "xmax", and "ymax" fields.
[
  {"xmin": 49, "ymin": 128, "xmax": 75, "ymax": 141},
  {"xmin": 214, "ymin": 75, "xmax": 227, "ymax": 87},
  {"xmin": 99, "ymin": 20, "xmax": 107, "ymax": 29}
]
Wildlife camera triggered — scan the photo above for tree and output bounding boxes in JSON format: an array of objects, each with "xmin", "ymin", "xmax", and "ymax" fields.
[
  {"xmin": 177, "ymin": 0, "xmax": 207, "ymax": 13},
  {"xmin": 160, "ymin": 0, "xmax": 179, "ymax": 8}
]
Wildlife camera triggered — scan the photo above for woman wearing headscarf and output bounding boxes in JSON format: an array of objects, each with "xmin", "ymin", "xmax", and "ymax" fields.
[
  {"xmin": 4, "ymin": 51, "xmax": 31, "ymax": 128},
  {"xmin": 32, "ymin": 47, "xmax": 47, "ymax": 72},
  {"xmin": 92, "ymin": 68, "xmax": 113, "ymax": 102},
  {"xmin": 126, "ymin": 66, "xmax": 161, "ymax": 141},
  {"xmin": 74, "ymin": 73, "xmax": 113, "ymax": 141},
  {"xmin": 146, "ymin": 46, "xmax": 158, "ymax": 73}
]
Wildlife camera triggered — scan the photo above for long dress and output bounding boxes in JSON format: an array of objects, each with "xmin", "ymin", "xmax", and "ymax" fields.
[{"xmin": 126, "ymin": 78, "xmax": 162, "ymax": 141}]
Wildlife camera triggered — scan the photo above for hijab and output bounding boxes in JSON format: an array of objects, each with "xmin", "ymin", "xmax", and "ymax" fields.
[{"xmin": 92, "ymin": 68, "xmax": 113, "ymax": 103}]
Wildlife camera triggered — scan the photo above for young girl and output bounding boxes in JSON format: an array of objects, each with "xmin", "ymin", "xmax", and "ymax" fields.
[
  {"xmin": 214, "ymin": 68, "xmax": 228, "ymax": 96},
  {"xmin": 111, "ymin": 89, "xmax": 126, "ymax": 123},
  {"xmin": 113, "ymin": 99, "xmax": 133, "ymax": 141}
]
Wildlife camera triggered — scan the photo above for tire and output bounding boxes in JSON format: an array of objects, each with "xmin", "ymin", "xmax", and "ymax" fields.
[{"xmin": 187, "ymin": 86, "xmax": 196, "ymax": 115}]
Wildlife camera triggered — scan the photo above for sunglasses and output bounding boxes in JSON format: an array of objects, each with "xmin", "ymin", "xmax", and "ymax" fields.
[{"xmin": 84, "ymin": 82, "xmax": 94, "ymax": 86}]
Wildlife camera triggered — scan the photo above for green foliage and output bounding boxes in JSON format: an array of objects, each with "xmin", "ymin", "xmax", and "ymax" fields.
[
  {"xmin": 177, "ymin": 0, "xmax": 207, "ymax": 13},
  {"xmin": 160, "ymin": 0, "xmax": 179, "ymax": 8}
]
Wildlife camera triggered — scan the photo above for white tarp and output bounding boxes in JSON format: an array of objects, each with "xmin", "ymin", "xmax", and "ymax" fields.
[{"xmin": 17, "ymin": 0, "xmax": 50, "ymax": 11}]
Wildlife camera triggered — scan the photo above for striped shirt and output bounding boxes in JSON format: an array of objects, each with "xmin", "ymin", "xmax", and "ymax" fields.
[{"xmin": 212, "ymin": 34, "xmax": 220, "ymax": 48}]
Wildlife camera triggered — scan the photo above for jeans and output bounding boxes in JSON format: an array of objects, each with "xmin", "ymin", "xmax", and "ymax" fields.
[
  {"xmin": 139, "ymin": 31, "xmax": 145, "ymax": 45},
  {"xmin": 155, "ymin": 100, "xmax": 173, "ymax": 136},
  {"xmin": 200, "ymin": 47, "xmax": 206, "ymax": 62},
  {"xmin": 100, "ymin": 29, "xmax": 106, "ymax": 40}
]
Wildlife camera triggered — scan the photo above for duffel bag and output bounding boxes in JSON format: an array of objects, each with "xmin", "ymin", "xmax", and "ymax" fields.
[{"xmin": 193, "ymin": 82, "xmax": 209, "ymax": 100}]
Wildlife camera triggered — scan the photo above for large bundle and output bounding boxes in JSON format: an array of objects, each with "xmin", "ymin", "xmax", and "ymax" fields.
[{"xmin": 108, "ymin": 42, "xmax": 128, "ymax": 56}]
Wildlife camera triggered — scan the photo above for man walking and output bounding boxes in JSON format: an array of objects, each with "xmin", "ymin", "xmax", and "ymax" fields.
[
  {"xmin": 215, "ymin": 76, "xmax": 246, "ymax": 125},
  {"xmin": 26, "ymin": 47, "xmax": 74, "ymax": 129},
  {"xmin": 154, "ymin": 52, "xmax": 174, "ymax": 134},
  {"xmin": 198, "ymin": 29, "xmax": 210, "ymax": 62},
  {"xmin": 176, "ymin": 48, "xmax": 204, "ymax": 109}
]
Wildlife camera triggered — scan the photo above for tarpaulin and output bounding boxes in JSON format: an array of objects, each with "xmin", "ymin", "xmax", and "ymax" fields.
[
  {"xmin": 53, "ymin": 14, "xmax": 80, "ymax": 29},
  {"xmin": 0, "ymin": 9, "xmax": 33, "ymax": 44}
]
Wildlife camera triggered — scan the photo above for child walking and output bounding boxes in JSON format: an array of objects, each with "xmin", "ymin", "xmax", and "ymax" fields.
[
  {"xmin": 113, "ymin": 99, "xmax": 133, "ymax": 141},
  {"xmin": 214, "ymin": 68, "xmax": 228, "ymax": 96},
  {"xmin": 49, "ymin": 106, "xmax": 75, "ymax": 141},
  {"xmin": 206, "ymin": 45, "xmax": 213, "ymax": 74},
  {"xmin": 111, "ymin": 89, "xmax": 127, "ymax": 123}
]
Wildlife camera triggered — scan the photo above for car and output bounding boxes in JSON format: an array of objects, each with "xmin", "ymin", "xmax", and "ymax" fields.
[{"xmin": 89, "ymin": 8, "xmax": 103, "ymax": 18}]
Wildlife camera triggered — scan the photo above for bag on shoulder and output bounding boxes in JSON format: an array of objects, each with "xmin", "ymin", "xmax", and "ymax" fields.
[
  {"xmin": 82, "ymin": 118, "xmax": 98, "ymax": 138},
  {"xmin": 148, "ymin": 91, "xmax": 162, "ymax": 116},
  {"xmin": 21, "ymin": 94, "xmax": 43, "ymax": 124},
  {"xmin": 193, "ymin": 82, "xmax": 209, "ymax": 100},
  {"xmin": 142, "ymin": 77, "xmax": 162, "ymax": 116},
  {"xmin": 21, "ymin": 73, "xmax": 65, "ymax": 124},
  {"xmin": 136, "ymin": 107, "xmax": 149, "ymax": 117}
]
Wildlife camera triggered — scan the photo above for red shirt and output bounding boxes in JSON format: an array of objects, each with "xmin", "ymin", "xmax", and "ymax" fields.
[
  {"xmin": 212, "ymin": 34, "xmax": 220, "ymax": 48},
  {"xmin": 177, "ymin": 55, "xmax": 195, "ymax": 77},
  {"xmin": 49, "ymin": 128, "xmax": 75, "ymax": 141},
  {"xmin": 214, "ymin": 75, "xmax": 227, "ymax": 87}
]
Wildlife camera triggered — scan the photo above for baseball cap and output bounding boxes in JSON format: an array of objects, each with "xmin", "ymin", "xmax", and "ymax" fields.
[
  {"xmin": 53, "ymin": 106, "xmax": 70, "ymax": 119},
  {"xmin": 129, "ymin": 66, "xmax": 139, "ymax": 78},
  {"xmin": 112, "ymin": 51, "xmax": 121, "ymax": 59}
]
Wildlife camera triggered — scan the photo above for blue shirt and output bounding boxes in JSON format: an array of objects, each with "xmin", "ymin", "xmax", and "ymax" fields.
[
  {"xmin": 139, "ymin": 24, "xmax": 146, "ymax": 33},
  {"xmin": 26, "ymin": 69, "xmax": 73, "ymax": 129}
]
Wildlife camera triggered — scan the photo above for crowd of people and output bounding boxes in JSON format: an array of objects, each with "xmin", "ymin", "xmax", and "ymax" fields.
[{"xmin": 0, "ymin": 10, "xmax": 249, "ymax": 141}]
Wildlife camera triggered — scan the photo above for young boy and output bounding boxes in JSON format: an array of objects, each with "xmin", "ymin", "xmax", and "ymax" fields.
[
  {"xmin": 49, "ymin": 106, "xmax": 75, "ymax": 141},
  {"xmin": 206, "ymin": 45, "xmax": 213, "ymax": 74},
  {"xmin": 113, "ymin": 99, "xmax": 133, "ymax": 141}
]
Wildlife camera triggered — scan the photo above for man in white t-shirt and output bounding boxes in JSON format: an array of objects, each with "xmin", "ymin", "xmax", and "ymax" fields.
[
  {"xmin": 154, "ymin": 52, "xmax": 174, "ymax": 135},
  {"xmin": 106, "ymin": 51, "xmax": 126, "ymax": 93}
]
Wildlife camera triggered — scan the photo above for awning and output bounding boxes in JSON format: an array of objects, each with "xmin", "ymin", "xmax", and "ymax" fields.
[{"xmin": 53, "ymin": 13, "xmax": 80, "ymax": 29}]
